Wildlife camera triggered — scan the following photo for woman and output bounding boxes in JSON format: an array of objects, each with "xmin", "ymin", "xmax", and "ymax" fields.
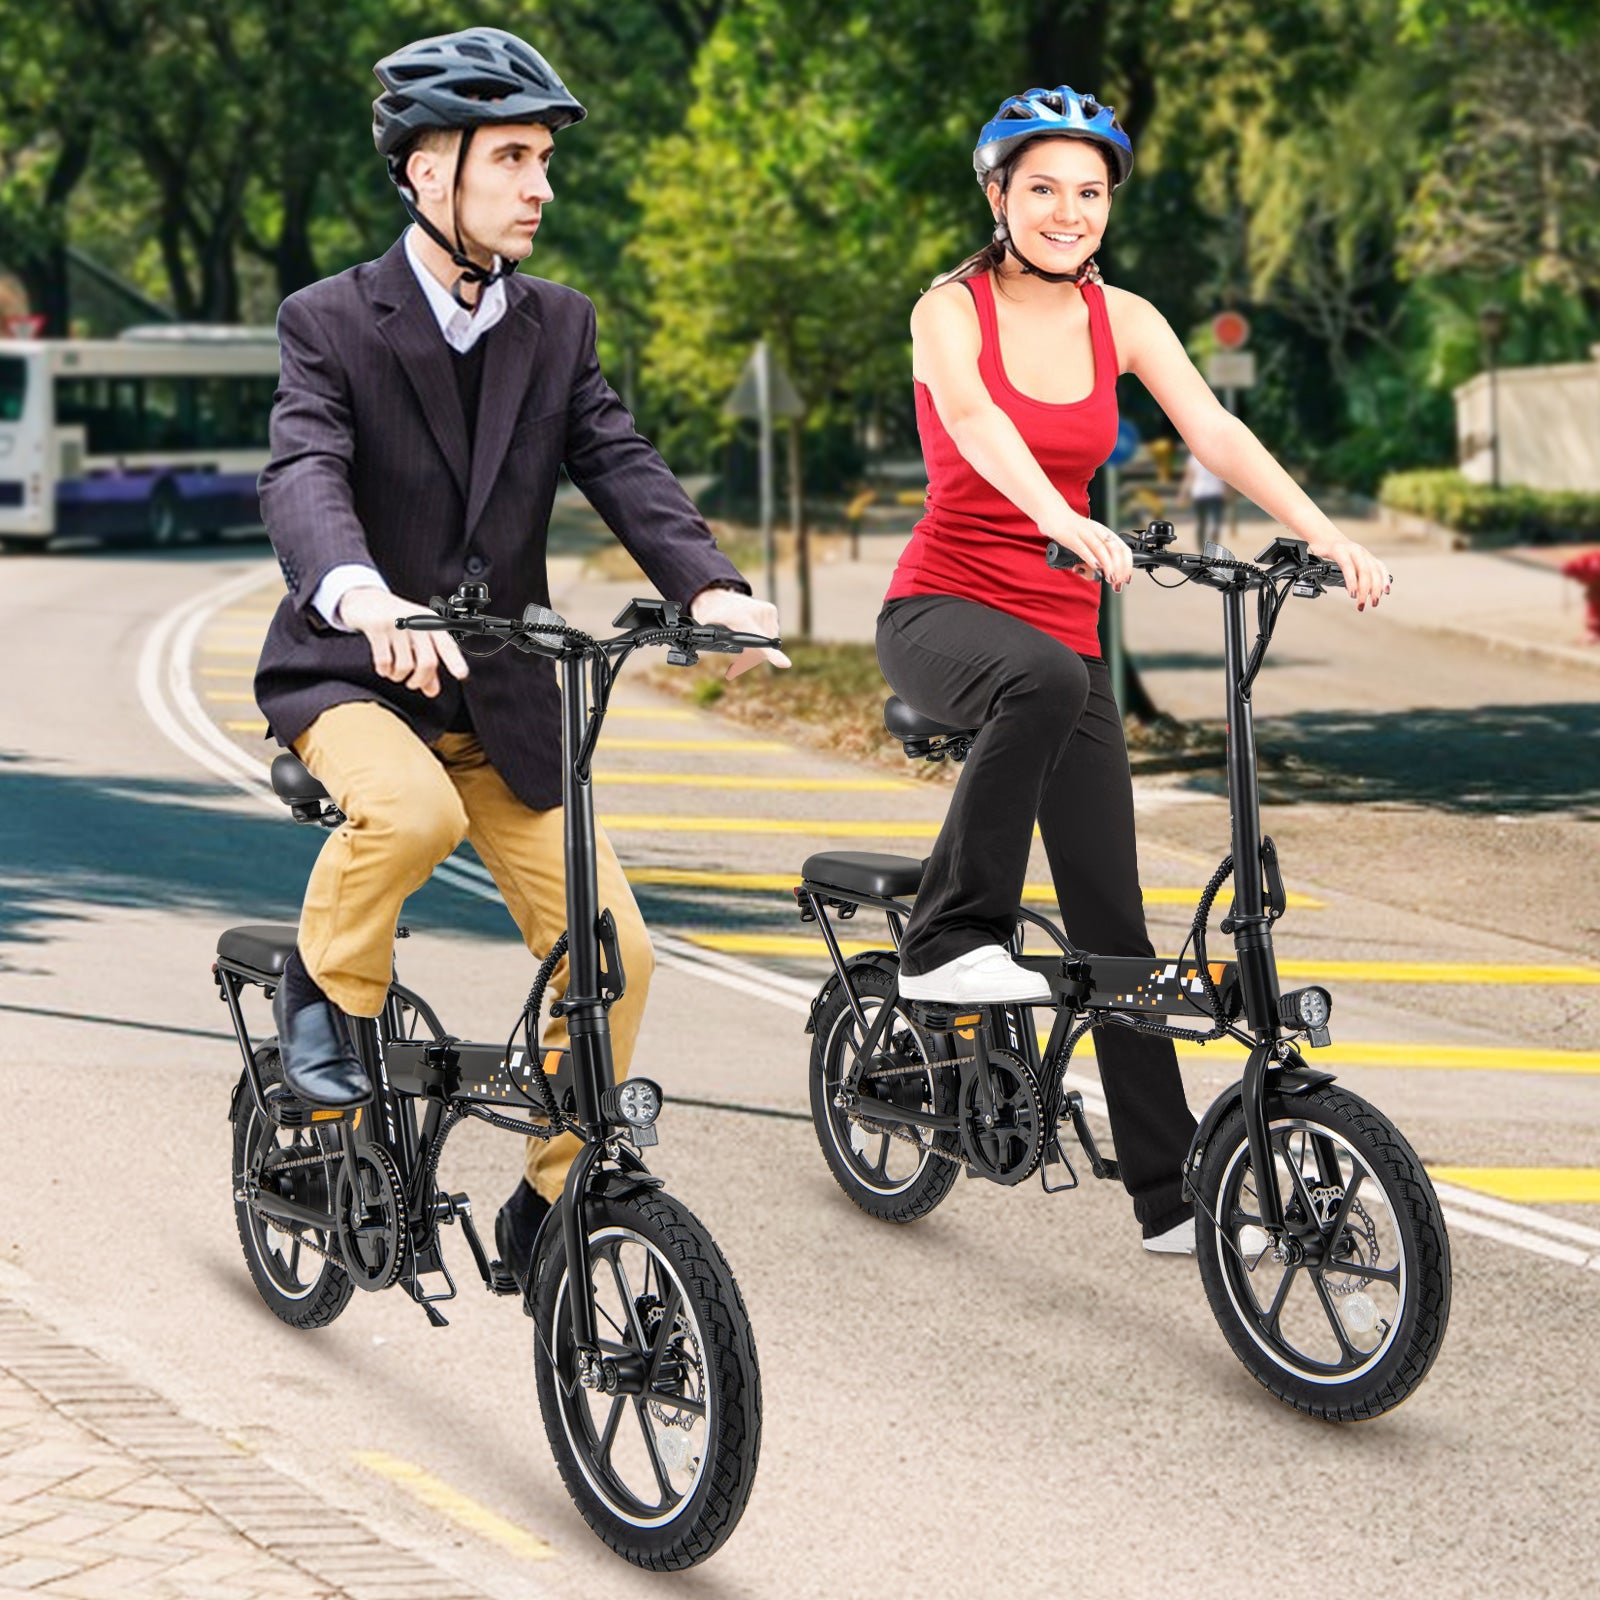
[{"xmin": 878, "ymin": 87, "xmax": 1389, "ymax": 1251}]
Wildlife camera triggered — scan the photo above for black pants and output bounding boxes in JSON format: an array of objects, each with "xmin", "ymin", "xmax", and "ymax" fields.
[
  {"xmin": 1194, "ymin": 496, "xmax": 1225, "ymax": 546},
  {"xmin": 876, "ymin": 594, "xmax": 1196, "ymax": 1234}
]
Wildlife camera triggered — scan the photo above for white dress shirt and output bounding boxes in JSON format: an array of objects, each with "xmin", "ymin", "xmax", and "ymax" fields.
[{"xmin": 310, "ymin": 227, "xmax": 508, "ymax": 628}]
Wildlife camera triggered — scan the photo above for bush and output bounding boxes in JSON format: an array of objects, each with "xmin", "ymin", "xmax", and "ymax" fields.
[{"xmin": 1378, "ymin": 470, "xmax": 1600, "ymax": 543}]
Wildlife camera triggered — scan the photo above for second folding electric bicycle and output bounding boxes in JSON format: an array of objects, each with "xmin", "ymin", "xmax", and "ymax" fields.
[{"xmin": 794, "ymin": 524, "xmax": 1451, "ymax": 1421}]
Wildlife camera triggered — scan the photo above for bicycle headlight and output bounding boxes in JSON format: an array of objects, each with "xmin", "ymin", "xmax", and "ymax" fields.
[
  {"xmin": 1278, "ymin": 987, "xmax": 1332, "ymax": 1031},
  {"xmin": 603, "ymin": 1078, "xmax": 663, "ymax": 1128}
]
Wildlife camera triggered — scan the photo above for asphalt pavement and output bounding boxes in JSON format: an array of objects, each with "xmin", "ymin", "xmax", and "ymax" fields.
[{"xmin": 1, "ymin": 530, "xmax": 1597, "ymax": 1599}]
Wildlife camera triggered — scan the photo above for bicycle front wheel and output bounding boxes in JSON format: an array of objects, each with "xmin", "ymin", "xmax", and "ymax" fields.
[
  {"xmin": 532, "ymin": 1188, "xmax": 761, "ymax": 1569},
  {"xmin": 1194, "ymin": 1083, "xmax": 1450, "ymax": 1421}
]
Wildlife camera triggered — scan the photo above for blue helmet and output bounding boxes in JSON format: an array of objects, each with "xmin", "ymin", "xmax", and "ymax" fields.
[{"xmin": 974, "ymin": 87, "xmax": 1133, "ymax": 190}]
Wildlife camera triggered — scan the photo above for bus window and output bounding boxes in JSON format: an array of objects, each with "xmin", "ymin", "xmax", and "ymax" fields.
[
  {"xmin": 143, "ymin": 377, "xmax": 187, "ymax": 451},
  {"xmin": 0, "ymin": 357, "xmax": 26, "ymax": 423},
  {"xmin": 56, "ymin": 376, "xmax": 145, "ymax": 454}
]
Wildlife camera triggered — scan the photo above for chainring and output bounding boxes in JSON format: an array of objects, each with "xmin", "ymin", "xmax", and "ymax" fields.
[
  {"xmin": 334, "ymin": 1142, "xmax": 409, "ymax": 1292},
  {"xmin": 958, "ymin": 1048, "xmax": 1046, "ymax": 1186}
]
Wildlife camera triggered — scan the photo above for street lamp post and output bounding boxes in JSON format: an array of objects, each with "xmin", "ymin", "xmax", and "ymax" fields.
[{"xmin": 1478, "ymin": 303, "xmax": 1508, "ymax": 491}]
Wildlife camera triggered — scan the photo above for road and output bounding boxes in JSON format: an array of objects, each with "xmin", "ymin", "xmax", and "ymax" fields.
[{"xmin": 1, "ymin": 538, "xmax": 1597, "ymax": 1599}]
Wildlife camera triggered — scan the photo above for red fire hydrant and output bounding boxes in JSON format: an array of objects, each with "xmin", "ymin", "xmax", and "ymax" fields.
[{"xmin": 1562, "ymin": 550, "xmax": 1600, "ymax": 643}]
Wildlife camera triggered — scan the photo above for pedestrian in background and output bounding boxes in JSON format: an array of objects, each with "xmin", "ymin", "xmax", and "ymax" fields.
[{"xmin": 1178, "ymin": 449, "xmax": 1227, "ymax": 548}]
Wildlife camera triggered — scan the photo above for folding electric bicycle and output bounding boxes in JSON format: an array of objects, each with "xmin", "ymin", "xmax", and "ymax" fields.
[
  {"xmin": 794, "ymin": 524, "xmax": 1451, "ymax": 1421},
  {"xmin": 216, "ymin": 586, "xmax": 775, "ymax": 1568}
]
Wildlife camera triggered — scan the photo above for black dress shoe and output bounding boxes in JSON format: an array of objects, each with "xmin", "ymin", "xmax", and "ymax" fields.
[
  {"xmin": 495, "ymin": 1178, "xmax": 552, "ymax": 1296},
  {"xmin": 272, "ymin": 948, "xmax": 372, "ymax": 1108}
]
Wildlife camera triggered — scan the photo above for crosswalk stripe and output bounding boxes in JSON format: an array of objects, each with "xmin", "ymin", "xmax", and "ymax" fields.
[
  {"xmin": 1427, "ymin": 1168, "xmax": 1600, "ymax": 1204},
  {"xmin": 679, "ymin": 932, "xmax": 1600, "ymax": 989}
]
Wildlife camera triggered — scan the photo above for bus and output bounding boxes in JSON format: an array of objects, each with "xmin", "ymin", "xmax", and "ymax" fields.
[{"xmin": 0, "ymin": 325, "xmax": 279, "ymax": 551}]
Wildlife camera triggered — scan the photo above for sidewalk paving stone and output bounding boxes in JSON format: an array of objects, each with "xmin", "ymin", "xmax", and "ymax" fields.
[{"xmin": 0, "ymin": 1287, "xmax": 502, "ymax": 1600}]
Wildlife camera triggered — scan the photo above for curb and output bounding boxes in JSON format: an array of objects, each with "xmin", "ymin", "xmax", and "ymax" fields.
[
  {"xmin": 1407, "ymin": 618, "xmax": 1600, "ymax": 680},
  {"xmin": 0, "ymin": 1280, "xmax": 494, "ymax": 1600}
]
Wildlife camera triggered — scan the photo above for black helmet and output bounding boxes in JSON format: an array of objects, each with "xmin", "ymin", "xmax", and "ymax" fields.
[{"xmin": 372, "ymin": 27, "xmax": 586, "ymax": 191}]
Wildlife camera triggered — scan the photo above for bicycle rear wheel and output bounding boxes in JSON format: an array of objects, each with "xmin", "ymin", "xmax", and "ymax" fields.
[
  {"xmin": 1194, "ymin": 1083, "xmax": 1450, "ymax": 1421},
  {"xmin": 532, "ymin": 1188, "xmax": 761, "ymax": 1569}
]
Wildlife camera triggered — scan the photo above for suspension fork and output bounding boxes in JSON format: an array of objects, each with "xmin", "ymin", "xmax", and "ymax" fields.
[{"xmin": 1222, "ymin": 583, "xmax": 1288, "ymax": 1233}]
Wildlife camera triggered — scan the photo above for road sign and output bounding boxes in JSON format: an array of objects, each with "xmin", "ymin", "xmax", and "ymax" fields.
[
  {"xmin": 723, "ymin": 344, "xmax": 805, "ymax": 420},
  {"xmin": 1105, "ymin": 418, "xmax": 1141, "ymax": 469},
  {"xmin": 1211, "ymin": 311, "xmax": 1250, "ymax": 350},
  {"xmin": 1207, "ymin": 351, "xmax": 1257, "ymax": 390},
  {"xmin": 2, "ymin": 314, "xmax": 45, "ymax": 340}
]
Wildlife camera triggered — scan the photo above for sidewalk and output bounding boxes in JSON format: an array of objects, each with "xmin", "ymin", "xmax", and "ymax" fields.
[
  {"xmin": 554, "ymin": 517, "xmax": 1600, "ymax": 677},
  {"xmin": 0, "ymin": 1274, "xmax": 490, "ymax": 1600}
]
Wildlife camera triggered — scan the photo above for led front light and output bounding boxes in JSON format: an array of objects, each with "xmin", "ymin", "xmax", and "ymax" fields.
[
  {"xmin": 603, "ymin": 1078, "xmax": 663, "ymax": 1128},
  {"xmin": 1277, "ymin": 987, "xmax": 1333, "ymax": 1032}
]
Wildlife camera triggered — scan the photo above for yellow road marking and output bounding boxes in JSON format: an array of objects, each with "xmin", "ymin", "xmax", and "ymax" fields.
[
  {"xmin": 602, "ymin": 707, "xmax": 697, "ymax": 721},
  {"xmin": 353, "ymin": 1451, "xmax": 555, "ymax": 1561},
  {"xmin": 595, "ymin": 771, "xmax": 908, "ymax": 792},
  {"xmin": 603, "ymin": 816, "xmax": 944, "ymax": 837},
  {"xmin": 205, "ymin": 691, "xmax": 260, "ymax": 704},
  {"xmin": 1053, "ymin": 1034, "xmax": 1600, "ymax": 1075},
  {"xmin": 200, "ymin": 649, "xmax": 263, "ymax": 659},
  {"xmin": 604, "ymin": 737, "xmax": 791, "ymax": 752},
  {"xmin": 1280, "ymin": 959, "xmax": 1600, "ymax": 986},
  {"xmin": 225, "ymin": 720, "xmax": 269, "ymax": 734},
  {"xmin": 682, "ymin": 932, "xmax": 1600, "ymax": 990},
  {"xmin": 1427, "ymin": 1168, "xmax": 1600, "ymax": 1204},
  {"xmin": 199, "ymin": 666, "xmax": 256, "ymax": 677}
]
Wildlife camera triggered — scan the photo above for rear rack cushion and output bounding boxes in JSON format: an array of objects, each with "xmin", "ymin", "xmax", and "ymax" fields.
[
  {"xmin": 801, "ymin": 852, "xmax": 925, "ymax": 900},
  {"xmin": 217, "ymin": 924, "xmax": 299, "ymax": 978}
]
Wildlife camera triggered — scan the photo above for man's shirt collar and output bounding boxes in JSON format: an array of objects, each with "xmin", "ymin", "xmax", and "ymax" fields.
[{"xmin": 403, "ymin": 225, "xmax": 508, "ymax": 354}]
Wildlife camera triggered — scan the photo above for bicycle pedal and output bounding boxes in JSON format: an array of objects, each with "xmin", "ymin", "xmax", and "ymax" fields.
[
  {"xmin": 262, "ymin": 1084, "xmax": 347, "ymax": 1129},
  {"xmin": 487, "ymin": 1263, "xmax": 522, "ymax": 1296}
]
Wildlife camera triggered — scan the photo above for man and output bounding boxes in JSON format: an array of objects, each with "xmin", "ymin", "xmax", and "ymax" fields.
[
  {"xmin": 253, "ymin": 27, "xmax": 784, "ymax": 1287},
  {"xmin": 1177, "ymin": 449, "xmax": 1228, "ymax": 549}
]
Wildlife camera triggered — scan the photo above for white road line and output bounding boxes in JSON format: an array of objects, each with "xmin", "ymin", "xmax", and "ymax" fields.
[{"xmin": 141, "ymin": 566, "xmax": 1600, "ymax": 1278}]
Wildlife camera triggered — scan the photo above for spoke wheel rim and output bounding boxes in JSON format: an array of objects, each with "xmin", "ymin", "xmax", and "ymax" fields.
[
  {"xmin": 242, "ymin": 1108, "xmax": 339, "ymax": 1300},
  {"xmin": 822, "ymin": 995, "xmax": 946, "ymax": 1195},
  {"xmin": 1213, "ymin": 1118, "xmax": 1408, "ymax": 1385},
  {"xmin": 551, "ymin": 1226, "xmax": 712, "ymax": 1528}
]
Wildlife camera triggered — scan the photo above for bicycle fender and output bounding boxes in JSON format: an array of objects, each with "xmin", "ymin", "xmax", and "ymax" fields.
[
  {"xmin": 1184, "ymin": 1061, "xmax": 1337, "ymax": 1176},
  {"xmin": 804, "ymin": 950, "xmax": 899, "ymax": 1034}
]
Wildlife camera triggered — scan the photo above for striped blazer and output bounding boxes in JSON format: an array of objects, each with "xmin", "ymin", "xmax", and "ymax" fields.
[{"xmin": 254, "ymin": 234, "xmax": 747, "ymax": 809}]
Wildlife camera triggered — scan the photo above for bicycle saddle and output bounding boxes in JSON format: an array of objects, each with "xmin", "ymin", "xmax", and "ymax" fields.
[
  {"xmin": 883, "ymin": 696, "xmax": 976, "ymax": 741},
  {"xmin": 271, "ymin": 753, "xmax": 329, "ymax": 805}
]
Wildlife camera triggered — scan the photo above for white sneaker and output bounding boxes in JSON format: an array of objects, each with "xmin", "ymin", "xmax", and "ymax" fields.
[
  {"xmin": 896, "ymin": 945, "xmax": 1051, "ymax": 1005},
  {"xmin": 1143, "ymin": 1217, "xmax": 1196, "ymax": 1256}
]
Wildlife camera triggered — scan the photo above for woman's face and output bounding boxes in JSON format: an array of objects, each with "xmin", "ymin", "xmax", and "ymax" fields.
[{"xmin": 988, "ymin": 136, "xmax": 1112, "ymax": 276}]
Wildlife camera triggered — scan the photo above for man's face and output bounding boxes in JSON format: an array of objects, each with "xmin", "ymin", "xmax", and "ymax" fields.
[{"xmin": 411, "ymin": 121, "xmax": 556, "ymax": 264}]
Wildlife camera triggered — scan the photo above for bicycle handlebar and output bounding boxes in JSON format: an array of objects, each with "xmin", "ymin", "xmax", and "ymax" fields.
[
  {"xmin": 396, "ymin": 592, "xmax": 781, "ymax": 662},
  {"xmin": 1045, "ymin": 520, "xmax": 1347, "ymax": 594}
]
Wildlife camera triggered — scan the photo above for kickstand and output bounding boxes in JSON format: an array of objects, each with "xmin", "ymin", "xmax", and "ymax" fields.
[
  {"xmin": 1040, "ymin": 1132, "xmax": 1079, "ymax": 1194},
  {"xmin": 1063, "ymin": 1091, "xmax": 1120, "ymax": 1182}
]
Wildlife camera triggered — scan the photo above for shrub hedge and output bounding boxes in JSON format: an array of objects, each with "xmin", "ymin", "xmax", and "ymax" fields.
[{"xmin": 1378, "ymin": 470, "xmax": 1600, "ymax": 543}]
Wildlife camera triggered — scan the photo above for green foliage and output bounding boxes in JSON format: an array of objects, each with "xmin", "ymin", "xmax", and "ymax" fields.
[{"xmin": 1379, "ymin": 469, "xmax": 1600, "ymax": 540}]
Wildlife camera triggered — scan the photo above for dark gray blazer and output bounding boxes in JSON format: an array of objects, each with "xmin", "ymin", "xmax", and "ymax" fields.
[{"xmin": 254, "ymin": 235, "xmax": 747, "ymax": 810}]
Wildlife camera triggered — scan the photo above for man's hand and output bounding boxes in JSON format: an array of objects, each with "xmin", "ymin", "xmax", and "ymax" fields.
[
  {"xmin": 337, "ymin": 587, "xmax": 471, "ymax": 697},
  {"xmin": 687, "ymin": 587, "xmax": 790, "ymax": 680}
]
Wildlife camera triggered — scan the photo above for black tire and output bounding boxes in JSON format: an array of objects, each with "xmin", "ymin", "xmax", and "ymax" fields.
[
  {"xmin": 809, "ymin": 960, "xmax": 960, "ymax": 1222},
  {"xmin": 147, "ymin": 481, "xmax": 183, "ymax": 546},
  {"xmin": 532, "ymin": 1188, "xmax": 761, "ymax": 1570},
  {"xmin": 1194, "ymin": 1083, "xmax": 1450, "ymax": 1421},
  {"xmin": 230, "ymin": 1046, "xmax": 354, "ymax": 1329}
]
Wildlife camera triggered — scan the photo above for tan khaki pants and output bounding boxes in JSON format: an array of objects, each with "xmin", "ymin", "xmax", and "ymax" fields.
[{"xmin": 292, "ymin": 701, "xmax": 655, "ymax": 1203}]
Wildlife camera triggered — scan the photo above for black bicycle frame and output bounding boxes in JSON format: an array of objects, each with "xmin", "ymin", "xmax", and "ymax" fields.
[{"xmin": 1220, "ymin": 578, "xmax": 1290, "ymax": 1233}]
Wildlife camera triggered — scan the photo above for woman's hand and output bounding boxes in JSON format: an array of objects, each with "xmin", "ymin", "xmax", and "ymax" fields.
[
  {"xmin": 1040, "ymin": 510, "xmax": 1134, "ymax": 591},
  {"xmin": 1304, "ymin": 531, "xmax": 1392, "ymax": 611}
]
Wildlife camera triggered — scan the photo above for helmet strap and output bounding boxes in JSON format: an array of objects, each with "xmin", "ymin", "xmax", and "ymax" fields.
[
  {"xmin": 993, "ymin": 217, "xmax": 1096, "ymax": 286},
  {"xmin": 397, "ymin": 126, "xmax": 515, "ymax": 309}
]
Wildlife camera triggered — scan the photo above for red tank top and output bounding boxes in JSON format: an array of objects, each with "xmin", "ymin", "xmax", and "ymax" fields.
[{"xmin": 885, "ymin": 271, "xmax": 1120, "ymax": 657}]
